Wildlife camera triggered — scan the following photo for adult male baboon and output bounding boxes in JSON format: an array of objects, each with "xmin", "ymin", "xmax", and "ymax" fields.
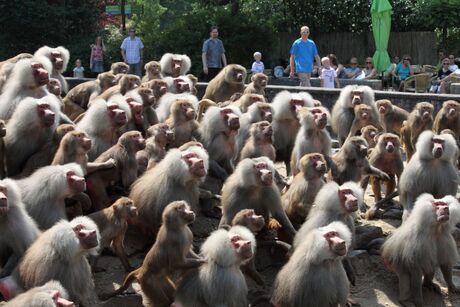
[
  {"xmin": 3, "ymin": 280, "xmax": 74, "ymax": 307},
  {"xmin": 160, "ymin": 53, "xmax": 192, "ymax": 78},
  {"xmin": 382, "ymin": 194, "xmax": 460, "ymax": 307},
  {"xmin": 399, "ymin": 130, "xmax": 458, "ymax": 220},
  {"xmin": 34, "ymin": 46, "xmax": 70, "ymax": 93}
]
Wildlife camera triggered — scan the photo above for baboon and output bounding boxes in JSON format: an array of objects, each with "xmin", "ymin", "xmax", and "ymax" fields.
[
  {"xmin": 400, "ymin": 101, "xmax": 434, "ymax": 161},
  {"xmin": 244, "ymin": 73, "xmax": 268, "ymax": 96},
  {"xmin": 196, "ymin": 98, "xmax": 217, "ymax": 122},
  {"xmin": 0, "ymin": 120, "xmax": 5, "ymax": 178},
  {"xmin": 156, "ymin": 92, "xmax": 199, "ymax": 122},
  {"xmin": 142, "ymin": 60, "xmax": 161, "ymax": 82},
  {"xmin": 88, "ymin": 197, "xmax": 137, "ymax": 272},
  {"xmin": 172, "ymin": 226, "xmax": 255, "ymax": 307},
  {"xmin": 399, "ymin": 130, "xmax": 458, "ymax": 220},
  {"xmin": 165, "ymin": 99, "xmax": 200, "ymax": 148},
  {"xmin": 101, "ymin": 201, "xmax": 202, "ymax": 306},
  {"xmin": 1, "ymin": 216, "xmax": 100, "ymax": 306},
  {"xmin": 283, "ymin": 153, "xmax": 327, "ymax": 228},
  {"xmin": 272, "ymin": 90, "xmax": 315, "ymax": 175},
  {"xmin": 0, "ymin": 179, "xmax": 40, "ymax": 278},
  {"xmin": 4, "ymin": 96, "xmax": 60, "ymax": 177},
  {"xmin": 239, "ymin": 121, "xmax": 275, "ymax": 162},
  {"xmin": 3, "ymin": 280, "xmax": 74, "ymax": 307},
  {"xmin": 347, "ymin": 103, "xmax": 383, "ymax": 139},
  {"xmin": 433, "ymin": 100, "xmax": 460, "ymax": 137},
  {"xmin": 272, "ymin": 221, "xmax": 351, "ymax": 307},
  {"xmin": 331, "ymin": 136, "xmax": 390, "ymax": 184},
  {"xmin": 382, "ymin": 194, "xmax": 460, "ymax": 307},
  {"xmin": 360, "ymin": 125, "xmax": 379, "ymax": 148},
  {"xmin": 203, "ymin": 64, "xmax": 247, "ymax": 102},
  {"xmin": 376, "ymin": 99, "xmax": 409, "ymax": 135},
  {"xmin": 290, "ymin": 106, "xmax": 331, "ymax": 176},
  {"xmin": 97, "ymin": 74, "xmax": 140, "ymax": 101},
  {"xmin": 199, "ymin": 106, "xmax": 240, "ymax": 174},
  {"xmin": 365, "ymin": 133, "xmax": 404, "ymax": 219},
  {"xmin": 0, "ymin": 53, "xmax": 33, "ymax": 94},
  {"xmin": 331, "ymin": 85, "xmax": 377, "ymax": 145},
  {"xmin": 16, "ymin": 163, "xmax": 86, "ymax": 230},
  {"xmin": 164, "ymin": 75, "xmax": 195, "ymax": 94},
  {"xmin": 160, "ymin": 53, "xmax": 192, "ymax": 78},
  {"xmin": 220, "ymin": 157, "xmax": 297, "ymax": 241},
  {"xmin": 227, "ymin": 93, "xmax": 265, "ymax": 113},
  {"xmin": 136, "ymin": 123, "xmax": 174, "ymax": 174},
  {"xmin": 130, "ymin": 148, "xmax": 208, "ymax": 233},
  {"xmin": 34, "ymin": 46, "xmax": 70, "ymax": 93},
  {"xmin": 110, "ymin": 62, "xmax": 129, "ymax": 75}
]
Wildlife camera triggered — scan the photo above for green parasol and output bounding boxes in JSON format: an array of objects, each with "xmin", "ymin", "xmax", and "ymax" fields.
[{"xmin": 371, "ymin": 0, "xmax": 393, "ymax": 73}]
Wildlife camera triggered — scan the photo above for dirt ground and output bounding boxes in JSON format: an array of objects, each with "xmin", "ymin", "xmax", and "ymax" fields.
[{"xmin": 95, "ymin": 163, "xmax": 460, "ymax": 307}]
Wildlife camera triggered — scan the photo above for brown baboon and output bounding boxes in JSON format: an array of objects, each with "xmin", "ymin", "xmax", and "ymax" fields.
[
  {"xmin": 347, "ymin": 103, "xmax": 383, "ymax": 139},
  {"xmin": 110, "ymin": 62, "xmax": 129, "ymax": 75},
  {"xmin": 165, "ymin": 99, "xmax": 200, "ymax": 148},
  {"xmin": 100, "ymin": 201, "xmax": 202, "ymax": 305},
  {"xmin": 136, "ymin": 123, "xmax": 174, "ymax": 174},
  {"xmin": 283, "ymin": 153, "xmax": 327, "ymax": 228},
  {"xmin": 433, "ymin": 100, "xmax": 460, "ymax": 137},
  {"xmin": 239, "ymin": 121, "xmax": 275, "ymax": 162},
  {"xmin": 142, "ymin": 60, "xmax": 161, "ymax": 82},
  {"xmin": 97, "ymin": 74, "xmax": 141, "ymax": 101},
  {"xmin": 399, "ymin": 130, "xmax": 458, "ymax": 220},
  {"xmin": 400, "ymin": 101, "xmax": 434, "ymax": 161},
  {"xmin": 196, "ymin": 98, "xmax": 217, "ymax": 122},
  {"xmin": 360, "ymin": 125, "xmax": 379, "ymax": 148},
  {"xmin": 272, "ymin": 221, "xmax": 351, "ymax": 307},
  {"xmin": 244, "ymin": 73, "xmax": 268, "ymax": 96},
  {"xmin": 88, "ymin": 197, "xmax": 137, "ymax": 272},
  {"xmin": 203, "ymin": 64, "xmax": 247, "ymax": 102},
  {"xmin": 382, "ymin": 194, "xmax": 460, "ymax": 307},
  {"xmin": 376, "ymin": 99, "xmax": 409, "ymax": 135}
]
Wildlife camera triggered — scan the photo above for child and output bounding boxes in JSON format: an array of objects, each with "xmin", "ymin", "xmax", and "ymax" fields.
[
  {"xmin": 251, "ymin": 51, "xmax": 265, "ymax": 74},
  {"xmin": 320, "ymin": 56, "xmax": 340, "ymax": 88},
  {"xmin": 73, "ymin": 59, "xmax": 85, "ymax": 78}
]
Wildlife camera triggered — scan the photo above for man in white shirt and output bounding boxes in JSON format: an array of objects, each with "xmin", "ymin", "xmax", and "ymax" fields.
[
  {"xmin": 448, "ymin": 54, "xmax": 458, "ymax": 72},
  {"xmin": 120, "ymin": 29, "xmax": 144, "ymax": 77}
]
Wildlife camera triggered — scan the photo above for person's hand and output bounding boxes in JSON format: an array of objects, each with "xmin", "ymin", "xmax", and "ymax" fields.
[
  {"xmin": 203, "ymin": 67, "xmax": 208, "ymax": 75},
  {"xmin": 289, "ymin": 71, "xmax": 295, "ymax": 79}
]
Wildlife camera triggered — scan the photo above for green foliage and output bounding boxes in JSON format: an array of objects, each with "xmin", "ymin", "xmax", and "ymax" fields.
[{"xmin": 415, "ymin": 0, "xmax": 460, "ymax": 30}]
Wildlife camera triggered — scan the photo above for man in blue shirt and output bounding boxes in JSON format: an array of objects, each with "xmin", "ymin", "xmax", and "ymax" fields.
[
  {"xmin": 289, "ymin": 26, "xmax": 321, "ymax": 87},
  {"xmin": 202, "ymin": 26, "xmax": 227, "ymax": 82},
  {"xmin": 120, "ymin": 29, "xmax": 144, "ymax": 77}
]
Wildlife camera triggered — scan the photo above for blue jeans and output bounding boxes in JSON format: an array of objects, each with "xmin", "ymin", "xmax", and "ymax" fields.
[{"xmin": 128, "ymin": 62, "xmax": 142, "ymax": 77}]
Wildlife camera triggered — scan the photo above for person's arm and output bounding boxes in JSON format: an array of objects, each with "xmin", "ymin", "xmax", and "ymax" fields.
[
  {"xmin": 315, "ymin": 54, "xmax": 321, "ymax": 69},
  {"xmin": 364, "ymin": 68, "xmax": 377, "ymax": 80},
  {"xmin": 120, "ymin": 39, "xmax": 127, "ymax": 63},
  {"xmin": 335, "ymin": 77, "xmax": 340, "ymax": 88},
  {"xmin": 90, "ymin": 48, "xmax": 94, "ymax": 67},
  {"xmin": 221, "ymin": 53, "xmax": 227, "ymax": 67},
  {"xmin": 289, "ymin": 54, "xmax": 295, "ymax": 78},
  {"xmin": 409, "ymin": 65, "xmax": 414, "ymax": 76},
  {"xmin": 102, "ymin": 41, "xmax": 106, "ymax": 53},
  {"xmin": 251, "ymin": 62, "xmax": 256, "ymax": 74},
  {"xmin": 140, "ymin": 48, "xmax": 144, "ymax": 64},
  {"xmin": 202, "ymin": 52, "xmax": 208, "ymax": 75},
  {"xmin": 392, "ymin": 64, "xmax": 399, "ymax": 77},
  {"xmin": 73, "ymin": 68, "xmax": 77, "ymax": 78}
]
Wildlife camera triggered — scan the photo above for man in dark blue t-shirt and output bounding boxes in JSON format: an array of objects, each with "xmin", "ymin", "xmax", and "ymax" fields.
[
  {"xmin": 289, "ymin": 26, "xmax": 321, "ymax": 87},
  {"xmin": 202, "ymin": 26, "xmax": 227, "ymax": 82}
]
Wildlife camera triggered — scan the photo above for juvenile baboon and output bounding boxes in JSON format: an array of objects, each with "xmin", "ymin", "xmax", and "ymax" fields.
[
  {"xmin": 228, "ymin": 93, "xmax": 265, "ymax": 113},
  {"xmin": 16, "ymin": 164, "xmax": 86, "ymax": 230},
  {"xmin": 283, "ymin": 153, "xmax": 327, "ymax": 228},
  {"xmin": 382, "ymin": 194, "xmax": 460, "ymax": 307},
  {"xmin": 244, "ymin": 73, "xmax": 268, "ymax": 96},
  {"xmin": 0, "ymin": 179, "xmax": 40, "ymax": 278},
  {"xmin": 0, "ymin": 216, "xmax": 100, "ymax": 305},
  {"xmin": 360, "ymin": 125, "xmax": 379, "ymax": 148},
  {"xmin": 160, "ymin": 53, "xmax": 192, "ymax": 78},
  {"xmin": 142, "ymin": 60, "xmax": 161, "ymax": 82},
  {"xmin": 3, "ymin": 280, "xmax": 74, "ymax": 307},
  {"xmin": 34, "ymin": 46, "xmax": 70, "ymax": 93},
  {"xmin": 142, "ymin": 79, "xmax": 168, "ymax": 103},
  {"xmin": 220, "ymin": 157, "xmax": 297, "ymax": 240},
  {"xmin": 365, "ymin": 133, "xmax": 404, "ymax": 219},
  {"xmin": 239, "ymin": 121, "xmax": 275, "ymax": 162},
  {"xmin": 272, "ymin": 90, "xmax": 315, "ymax": 175},
  {"xmin": 433, "ymin": 100, "xmax": 460, "ymax": 137},
  {"xmin": 165, "ymin": 99, "xmax": 200, "ymax": 148},
  {"xmin": 272, "ymin": 221, "xmax": 351, "ymax": 307},
  {"xmin": 196, "ymin": 98, "xmax": 217, "ymax": 122},
  {"xmin": 172, "ymin": 226, "xmax": 255, "ymax": 307},
  {"xmin": 97, "ymin": 74, "xmax": 141, "ymax": 100},
  {"xmin": 203, "ymin": 64, "xmax": 247, "ymax": 102},
  {"xmin": 130, "ymin": 148, "xmax": 208, "ymax": 233},
  {"xmin": 347, "ymin": 103, "xmax": 383, "ymax": 139},
  {"xmin": 400, "ymin": 101, "xmax": 434, "ymax": 160},
  {"xmin": 290, "ymin": 106, "xmax": 331, "ymax": 176},
  {"xmin": 125, "ymin": 87, "xmax": 159, "ymax": 132},
  {"xmin": 399, "ymin": 130, "xmax": 458, "ymax": 220},
  {"xmin": 375, "ymin": 99, "xmax": 409, "ymax": 135},
  {"xmin": 110, "ymin": 62, "xmax": 129, "ymax": 75},
  {"xmin": 88, "ymin": 197, "xmax": 137, "ymax": 272},
  {"xmin": 199, "ymin": 106, "xmax": 240, "ymax": 174},
  {"xmin": 331, "ymin": 136, "xmax": 390, "ymax": 184},
  {"xmin": 331, "ymin": 85, "xmax": 377, "ymax": 145},
  {"xmin": 136, "ymin": 123, "xmax": 174, "ymax": 174},
  {"xmin": 101, "ymin": 201, "xmax": 202, "ymax": 306}
]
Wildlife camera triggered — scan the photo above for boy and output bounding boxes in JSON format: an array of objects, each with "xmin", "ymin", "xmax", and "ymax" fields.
[
  {"xmin": 320, "ymin": 56, "xmax": 339, "ymax": 88},
  {"xmin": 251, "ymin": 51, "xmax": 265, "ymax": 74},
  {"xmin": 73, "ymin": 59, "xmax": 85, "ymax": 78}
]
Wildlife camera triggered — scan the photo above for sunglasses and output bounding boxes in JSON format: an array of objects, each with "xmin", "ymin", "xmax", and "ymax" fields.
[
  {"xmin": 403, "ymin": 58, "xmax": 410, "ymax": 60},
  {"xmin": 443, "ymin": 63, "xmax": 449, "ymax": 65},
  {"xmin": 366, "ymin": 62, "xmax": 372, "ymax": 64},
  {"xmin": 351, "ymin": 63, "xmax": 357, "ymax": 65},
  {"xmin": 449, "ymin": 57, "xmax": 455, "ymax": 59}
]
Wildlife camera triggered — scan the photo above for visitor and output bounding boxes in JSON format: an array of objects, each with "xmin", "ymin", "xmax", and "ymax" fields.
[
  {"xmin": 363, "ymin": 57, "xmax": 378, "ymax": 79},
  {"xmin": 202, "ymin": 25, "xmax": 227, "ymax": 82},
  {"xmin": 319, "ymin": 56, "xmax": 339, "ymax": 89},
  {"xmin": 343, "ymin": 57, "xmax": 362, "ymax": 79},
  {"xmin": 251, "ymin": 51, "xmax": 265, "ymax": 74},
  {"xmin": 328, "ymin": 54, "xmax": 345, "ymax": 79},
  {"xmin": 448, "ymin": 54, "xmax": 458, "ymax": 72},
  {"xmin": 73, "ymin": 59, "xmax": 84, "ymax": 78},
  {"xmin": 90, "ymin": 36, "xmax": 106, "ymax": 74},
  {"xmin": 289, "ymin": 25, "xmax": 321, "ymax": 87},
  {"xmin": 120, "ymin": 28, "xmax": 144, "ymax": 77},
  {"xmin": 430, "ymin": 58, "xmax": 451, "ymax": 93},
  {"xmin": 392, "ymin": 55, "xmax": 413, "ymax": 91}
]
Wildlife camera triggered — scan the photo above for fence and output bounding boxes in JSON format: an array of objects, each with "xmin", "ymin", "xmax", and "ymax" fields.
[{"xmin": 275, "ymin": 32, "xmax": 437, "ymax": 66}]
